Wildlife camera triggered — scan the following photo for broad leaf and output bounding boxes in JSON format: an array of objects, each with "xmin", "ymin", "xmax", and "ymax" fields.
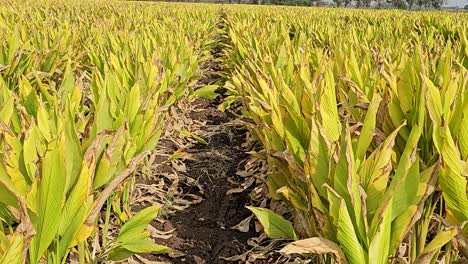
[{"xmin": 247, "ymin": 206, "xmax": 297, "ymax": 240}]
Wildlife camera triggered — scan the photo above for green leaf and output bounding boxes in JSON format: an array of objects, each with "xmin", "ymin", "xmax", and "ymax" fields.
[
  {"xmin": 333, "ymin": 128, "xmax": 365, "ymax": 243},
  {"xmin": 426, "ymin": 80, "xmax": 468, "ymax": 224},
  {"xmin": 347, "ymin": 48, "xmax": 364, "ymax": 92},
  {"xmin": 107, "ymin": 248, "xmax": 135, "ymax": 261},
  {"xmin": 23, "ymin": 126, "xmax": 39, "ymax": 183},
  {"xmin": 0, "ymin": 162, "xmax": 20, "ymax": 208},
  {"xmin": 179, "ymin": 129, "xmax": 208, "ymax": 145},
  {"xmin": 57, "ymin": 200, "xmax": 92, "ymax": 258},
  {"xmin": 439, "ymin": 166, "xmax": 468, "ymax": 225},
  {"xmin": 60, "ymin": 61, "xmax": 76, "ymax": 97},
  {"xmin": 108, "ymin": 239, "xmax": 170, "ymax": 261},
  {"xmin": 94, "ymin": 87, "xmax": 113, "ymax": 133},
  {"xmin": 424, "ymin": 77, "xmax": 443, "ymax": 128},
  {"xmin": 0, "ymin": 97, "xmax": 14, "ymax": 124},
  {"xmin": 37, "ymin": 104, "xmax": 51, "ymax": 142},
  {"xmin": 389, "ymin": 163, "xmax": 438, "ymax": 252},
  {"xmin": 368, "ymin": 197, "xmax": 392, "ymax": 264},
  {"xmin": 306, "ymin": 119, "xmax": 330, "ymax": 198},
  {"xmin": 381, "ymin": 123, "xmax": 421, "ymax": 222},
  {"xmin": 126, "ymin": 84, "xmax": 141, "ymax": 124},
  {"xmin": 58, "ymin": 138, "xmax": 103, "ymax": 257},
  {"xmin": 458, "ymin": 87, "xmax": 468, "ymax": 159},
  {"xmin": 397, "ymin": 61, "xmax": 416, "ymax": 114},
  {"xmin": 326, "ymin": 186, "xmax": 367, "ymax": 264},
  {"xmin": 414, "ymin": 224, "xmax": 463, "ymax": 264},
  {"xmin": 122, "ymin": 239, "xmax": 170, "ymax": 254},
  {"xmin": 355, "ymin": 93, "xmax": 382, "ymax": 163},
  {"xmin": 0, "ymin": 234, "xmax": 23, "ymax": 264},
  {"xmin": 94, "ymin": 155, "xmax": 110, "ymax": 190},
  {"xmin": 319, "ymin": 67, "xmax": 341, "ymax": 142},
  {"xmin": 30, "ymin": 139, "xmax": 67, "ymax": 264},
  {"xmin": 64, "ymin": 107, "xmax": 83, "ymax": 190},
  {"xmin": 117, "ymin": 205, "xmax": 161, "ymax": 243},
  {"xmin": 359, "ymin": 123, "xmax": 403, "ymax": 214},
  {"xmin": 191, "ymin": 85, "xmax": 219, "ymax": 100},
  {"xmin": 246, "ymin": 206, "xmax": 297, "ymax": 240}
]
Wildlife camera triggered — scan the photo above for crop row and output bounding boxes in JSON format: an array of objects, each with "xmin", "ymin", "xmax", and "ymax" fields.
[
  {"xmin": 222, "ymin": 6, "xmax": 468, "ymax": 264},
  {"xmin": 0, "ymin": 1, "xmax": 218, "ymax": 263},
  {"xmin": 1, "ymin": 1, "xmax": 467, "ymax": 263}
]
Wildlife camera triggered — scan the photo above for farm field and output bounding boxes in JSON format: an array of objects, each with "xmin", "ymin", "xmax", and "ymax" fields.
[{"xmin": 0, "ymin": 0, "xmax": 467, "ymax": 263}]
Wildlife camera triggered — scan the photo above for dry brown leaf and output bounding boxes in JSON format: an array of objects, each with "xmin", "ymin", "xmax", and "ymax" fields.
[
  {"xmin": 135, "ymin": 255, "xmax": 170, "ymax": 264},
  {"xmin": 231, "ymin": 215, "xmax": 253, "ymax": 232},
  {"xmin": 280, "ymin": 237, "xmax": 348, "ymax": 264}
]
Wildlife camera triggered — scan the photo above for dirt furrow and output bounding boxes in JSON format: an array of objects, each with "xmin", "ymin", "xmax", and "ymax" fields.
[
  {"xmin": 149, "ymin": 98, "xmax": 256, "ymax": 263},
  {"xmin": 143, "ymin": 10, "xmax": 261, "ymax": 263}
]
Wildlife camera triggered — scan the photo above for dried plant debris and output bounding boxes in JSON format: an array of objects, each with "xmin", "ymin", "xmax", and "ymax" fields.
[
  {"xmin": 126, "ymin": 96, "xmax": 310, "ymax": 263},
  {"xmin": 122, "ymin": 98, "xmax": 262, "ymax": 264}
]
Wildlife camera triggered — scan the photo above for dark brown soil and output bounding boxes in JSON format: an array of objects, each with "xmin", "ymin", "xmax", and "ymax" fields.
[
  {"xmin": 143, "ymin": 20, "xmax": 261, "ymax": 262},
  {"xmin": 150, "ymin": 99, "xmax": 258, "ymax": 264}
]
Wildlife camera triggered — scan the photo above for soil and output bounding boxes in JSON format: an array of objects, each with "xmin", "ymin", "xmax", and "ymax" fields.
[
  {"xmin": 149, "ymin": 98, "xmax": 259, "ymax": 264},
  {"xmin": 142, "ymin": 18, "xmax": 262, "ymax": 263}
]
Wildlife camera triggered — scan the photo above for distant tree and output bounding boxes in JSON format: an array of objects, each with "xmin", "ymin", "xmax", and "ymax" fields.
[
  {"xmin": 429, "ymin": 0, "xmax": 446, "ymax": 9},
  {"xmin": 332, "ymin": 0, "xmax": 344, "ymax": 7},
  {"xmin": 412, "ymin": 0, "xmax": 446, "ymax": 9},
  {"xmin": 406, "ymin": 0, "xmax": 415, "ymax": 9},
  {"xmin": 465, "ymin": 4, "xmax": 468, "ymax": 9},
  {"xmin": 344, "ymin": 0, "xmax": 352, "ymax": 6},
  {"xmin": 389, "ymin": 0, "xmax": 408, "ymax": 8},
  {"xmin": 415, "ymin": 0, "xmax": 426, "ymax": 7},
  {"xmin": 310, "ymin": 0, "xmax": 319, "ymax": 6},
  {"xmin": 375, "ymin": 0, "xmax": 385, "ymax": 8},
  {"xmin": 362, "ymin": 0, "xmax": 372, "ymax": 7}
]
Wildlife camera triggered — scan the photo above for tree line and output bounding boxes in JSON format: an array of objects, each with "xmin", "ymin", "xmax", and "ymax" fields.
[
  {"xmin": 330, "ymin": 0, "xmax": 446, "ymax": 9},
  {"xmin": 241, "ymin": 0, "xmax": 454, "ymax": 10}
]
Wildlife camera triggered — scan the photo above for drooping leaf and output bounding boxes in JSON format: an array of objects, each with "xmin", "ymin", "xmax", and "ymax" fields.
[
  {"xmin": 30, "ymin": 138, "xmax": 66, "ymax": 264},
  {"xmin": 247, "ymin": 206, "xmax": 297, "ymax": 240},
  {"xmin": 117, "ymin": 205, "xmax": 161, "ymax": 242},
  {"xmin": 326, "ymin": 186, "xmax": 367, "ymax": 264},
  {"xmin": 0, "ymin": 234, "xmax": 23, "ymax": 264},
  {"xmin": 108, "ymin": 239, "xmax": 170, "ymax": 261},
  {"xmin": 280, "ymin": 237, "xmax": 348, "ymax": 264},
  {"xmin": 192, "ymin": 85, "xmax": 219, "ymax": 100}
]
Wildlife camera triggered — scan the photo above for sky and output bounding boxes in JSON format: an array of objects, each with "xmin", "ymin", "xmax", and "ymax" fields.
[{"xmin": 444, "ymin": 0, "xmax": 466, "ymax": 6}]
